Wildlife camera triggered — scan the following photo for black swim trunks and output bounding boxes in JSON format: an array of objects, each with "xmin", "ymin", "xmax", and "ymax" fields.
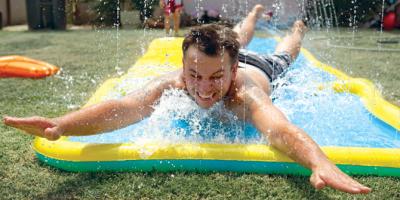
[{"xmin": 238, "ymin": 49, "xmax": 293, "ymax": 82}]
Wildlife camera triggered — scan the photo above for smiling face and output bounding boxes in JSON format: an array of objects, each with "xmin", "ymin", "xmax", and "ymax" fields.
[
  {"xmin": 183, "ymin": 46, "xmax": 237, "ymax": 109},
  {"xmin": 181, "ymin": 24, "xmax": 240, "ymax": 108}
]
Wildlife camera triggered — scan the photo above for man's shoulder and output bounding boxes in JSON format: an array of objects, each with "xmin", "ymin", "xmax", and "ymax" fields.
[
  {"xmin": 224, "ymin": 77, "xmax": 261, "ymax": 116},
  {"xmin": 232, "ymin": 72, "xmax": 269, "ymax": 99},
  {"xmin": 155, "ymin": 70, "xmax": 185, "ymax": 90},
  {"xmin": 226, "ymin": 73, "xmax": 251, "ymax": 102}
]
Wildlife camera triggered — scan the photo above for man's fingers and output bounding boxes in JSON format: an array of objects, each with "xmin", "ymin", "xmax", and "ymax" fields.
[
  {"xmin": 18, "ymin": 116, "xmax": 53, "ymax": 127},
  {"xmin": 325, "ymin": 178, "xmax": 360, "ymax": 194},
  {"xmin": 323, "ymin": 173, "xmax": 369, "ymax": 194},
  {"xmin": 4, "ymin": 116, "xmax": 29, "ymax": 124},
  {"xmin": 4, "ymin": 117, "xmax": 31, "ymax": 129},
  {"xmin": 3, "ymin": 116, "xmax": 18, "ymax": 126},
  {"xmin": 359, "ymin": 186, "xmax": 372, "ymax": 194},
  {"xmin": 312, "ymin": 164, "xmax": 372, "ymax": 194},
  {"xmin": 4, "ymin": 116, "xmax": 59, "ymax": 140},
  {"xmin": 310, "ymin": 173, "xmax": 326, "ymax": 190},
  {"xmin": 341, "ymin": 175, "xmax": 372, "ymax": 194},
  {"xmin": 335, "ymin": 171, "xmax": 372, "ymax": 193},
  {"xmin": 4, "ymin": 116, "xmax": 54, "ymax": 129}
]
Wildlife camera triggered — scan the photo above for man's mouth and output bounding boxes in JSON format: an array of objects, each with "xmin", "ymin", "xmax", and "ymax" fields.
[{"xmin": 196, "ymin": 92, "xmax": 215, "ymax": 101}]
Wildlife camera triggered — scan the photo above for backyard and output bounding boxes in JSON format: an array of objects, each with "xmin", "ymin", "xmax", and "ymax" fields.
[{"xmin": 0, "ymin": 27, "xmax": 399, "ymax": 199}]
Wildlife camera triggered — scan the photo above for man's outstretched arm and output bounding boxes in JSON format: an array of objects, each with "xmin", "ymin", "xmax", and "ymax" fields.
[
  {"xmin": 245, "ymin": 87, "xmax": 371, "ymax": 194},
  {"xmin": 3, "ymin": 75, "xmax": 177, "ymax": 140}
]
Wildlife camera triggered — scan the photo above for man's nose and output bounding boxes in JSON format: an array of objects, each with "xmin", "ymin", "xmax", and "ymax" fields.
[{"xmin": 196, "ymin": 80, "xmax": 213, "ymax": 93}]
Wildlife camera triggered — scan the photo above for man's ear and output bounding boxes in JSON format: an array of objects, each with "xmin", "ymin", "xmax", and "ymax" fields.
[
  {"xmin": 231, "ymin": 61, "xmax": 238, "ymax": 78},
  {"xmin": 181, "ymin": 57, "xmax": 186, "ymax": 82},
  {"xmin": 182, "ymin": 57, "xmax": 186, "ymax": 70}
]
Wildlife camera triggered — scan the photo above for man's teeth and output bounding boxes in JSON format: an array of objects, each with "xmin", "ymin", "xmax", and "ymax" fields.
[{"xmin": 198, "ymin": 93, "xmax": 213, "ymax": 99}]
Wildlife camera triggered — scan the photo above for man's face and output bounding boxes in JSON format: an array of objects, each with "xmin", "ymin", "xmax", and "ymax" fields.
[{"xmin": 183, "ymin": 46, "xmax": 237, "ymax": 109}]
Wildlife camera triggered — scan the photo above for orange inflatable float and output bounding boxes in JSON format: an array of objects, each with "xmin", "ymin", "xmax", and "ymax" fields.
[{"xmin": 0, "ymin": 56, "xmax": 59, "ymax": 78}]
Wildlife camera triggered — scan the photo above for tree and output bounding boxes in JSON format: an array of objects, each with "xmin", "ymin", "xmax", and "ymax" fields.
[
  {"xmin": 92, "ymin": 0, "xmax": 120, "ymax": 27},
  {"xmin": 131, "ymin": 0, "xmax": 158, "ymax": 22}
]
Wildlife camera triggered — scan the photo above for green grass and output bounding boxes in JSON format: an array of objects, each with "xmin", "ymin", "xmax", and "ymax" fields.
[{"xmin": 0, "ymin": 28, "xmax": 399, "ymax": 199}]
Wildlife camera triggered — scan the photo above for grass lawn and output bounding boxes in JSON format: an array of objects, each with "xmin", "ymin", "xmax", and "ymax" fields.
[{"xmin": 0, "ymin": 27, "xmax": 399, "ymax": 199}]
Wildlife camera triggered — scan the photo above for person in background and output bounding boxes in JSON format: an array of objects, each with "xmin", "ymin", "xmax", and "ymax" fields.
[{"xmin": 160, "ymin": 0, "xmax": 183, "ymax": 36}]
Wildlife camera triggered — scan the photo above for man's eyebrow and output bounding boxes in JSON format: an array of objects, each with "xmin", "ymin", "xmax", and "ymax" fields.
[
  {"xmin": 188, "ymin": 68, "xmax": 224, "ymax": 75},
  {"xmin": 189, "ymin": 69, "xmax": 198, "ymax": 74},
  {"xmin": 211, "ymin": 69, "xmax": 224, "ymax": 75}
]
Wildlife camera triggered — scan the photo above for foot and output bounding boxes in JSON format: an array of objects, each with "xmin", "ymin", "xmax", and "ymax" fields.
[
  {"xmin": 262, "ymin": 11, "xmax": 273, "ymax": 21},
  {"xmin": 252, "ymin": 5, "xmax": 272, "ymax": 22},
  {"xmin": 292, "ymin": 20, "xmax": 308, "ymax": 38},
  {"xmin": 252, "ymin": 4, "xmax": 265, "ymax": 19}
]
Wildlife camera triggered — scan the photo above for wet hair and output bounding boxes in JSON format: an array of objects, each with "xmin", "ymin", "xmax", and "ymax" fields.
[{"xmin": 182, "ymin": 24, "xmax": 240, "ymax": 64}]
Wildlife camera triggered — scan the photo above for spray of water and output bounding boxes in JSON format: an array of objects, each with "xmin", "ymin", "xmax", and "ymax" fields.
[
  {"xmin": 115, "ymin": 0, "xmax": 123, "ymax": 75},
  {"xmin": 379, "ymin": 0, "xmax": 386, "ymax": 50},
  {"xmin": 107, "ymin": 88, "xmax": 265, "ymax": 158}
]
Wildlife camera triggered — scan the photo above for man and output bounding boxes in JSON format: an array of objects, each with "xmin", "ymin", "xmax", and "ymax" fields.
[
  {"xmin": 160, "ymin": 0, "xmax": 183, "ymax": 36},
  {"xmin": 3, "ymin": 5, "xmax": 371, "ymax": 194}
]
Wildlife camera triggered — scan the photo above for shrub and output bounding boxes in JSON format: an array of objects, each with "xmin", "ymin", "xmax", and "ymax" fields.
[
  {"xmin": 92, "ymin": 0, "xmax": 120, "ymax": 27},
  {"xmin": 305, "ymin": 0, "xmax": 385, "ymax": 27},
  {"xmin": 130, "ymin": 0, "xmax": 158, "ymax": 22}
]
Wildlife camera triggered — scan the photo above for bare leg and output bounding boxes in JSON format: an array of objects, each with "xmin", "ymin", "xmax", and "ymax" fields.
[
  {"xmin": 173, "ymin": 8, "xmax": 181, "ymax": 36},
  {"xmin": 274, "ymin": 20, "xmax": 307, "ymax": 60},
  {"xmin": 233, "ymin": 4, "xmax": 266, "ymax": 47},
  {"xmin": 164, "ymin": 14, "xmax": 171, "ymax": 35}
]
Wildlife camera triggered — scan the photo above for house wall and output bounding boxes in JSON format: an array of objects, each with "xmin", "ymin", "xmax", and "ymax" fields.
[
  {"xmin": 0, "ymin": 0, "xmax": 27, "ymax": 26},
  {"xmin": 0, "ymin": 0, "xmax": 7, "ymax": 26},
  {"xmin": 10, "ymin": 0, "xmax": 26, "ymax": 25}
]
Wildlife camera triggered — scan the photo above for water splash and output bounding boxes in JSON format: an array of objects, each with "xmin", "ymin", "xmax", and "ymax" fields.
[
  {"xmin": 115, "ymin": 0, "xmax": 123, "ymax": 75},
  {"xmin": 70, "ymin": 88, "xmax": 265, "ymax": 156}
]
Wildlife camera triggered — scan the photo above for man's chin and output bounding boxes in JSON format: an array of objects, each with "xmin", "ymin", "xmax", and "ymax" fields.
[{"xmin": 196, "ymin": 99, "xmax": 215, "ymax": 109}]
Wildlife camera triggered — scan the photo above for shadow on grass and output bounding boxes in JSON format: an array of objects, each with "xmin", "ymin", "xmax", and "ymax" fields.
[
  {"xmin": 33, "ymin": 154, "xmax": 399, "ymax": 200},
  {"xmin": 35, "ymin": 161, "xmax": 122, "ymax": 199},
  {"xmin": 36, "ymin": 173, "xmax": 103, "ymax": 199},
  {"xmin": 34, "ymin": 165, "xmax": 333, "ymax": 200}
]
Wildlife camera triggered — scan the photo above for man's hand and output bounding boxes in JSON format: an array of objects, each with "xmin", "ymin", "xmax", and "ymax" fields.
[
  {"xmin": 310, "ymin": 161, "xmax": 371, "ymax": 194},
  {"xmin": 3, "ymin": 116, "xmax": 63, "ymax": 141}
]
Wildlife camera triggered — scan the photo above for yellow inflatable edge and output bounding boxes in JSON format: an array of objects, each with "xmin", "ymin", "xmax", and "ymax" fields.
[{"xmin": 33, "ymin": 137, "xmax": 400, "ymax": 168}]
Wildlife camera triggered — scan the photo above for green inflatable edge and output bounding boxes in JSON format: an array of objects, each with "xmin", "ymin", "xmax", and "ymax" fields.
[{"xmin": 36, "ymin": 153, "xmax": 400, "ymax": 177}]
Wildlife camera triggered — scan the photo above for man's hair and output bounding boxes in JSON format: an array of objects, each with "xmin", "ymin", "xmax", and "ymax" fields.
[{"xmin": 182, "ymin": 24, "xmax": 240, "ymax": 64}]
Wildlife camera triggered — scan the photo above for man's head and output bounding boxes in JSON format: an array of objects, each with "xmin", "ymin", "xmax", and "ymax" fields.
[{"xmin": 182, "ymin": 24, "xmax": 240, "ymax": 108}]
